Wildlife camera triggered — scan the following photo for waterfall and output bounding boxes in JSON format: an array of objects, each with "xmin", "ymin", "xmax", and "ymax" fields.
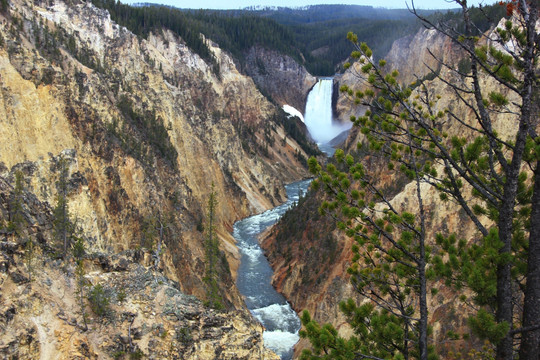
[{"xmin": 304, "ymin": 78, "xmax": 351, "ymax": 147}]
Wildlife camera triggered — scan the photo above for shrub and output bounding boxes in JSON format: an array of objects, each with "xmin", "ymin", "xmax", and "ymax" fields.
[
  {"xmin": 117, "ymin": 289, "xmax": 127, "ymax": 303},
  {"xmin": 129, "ymin": 349, "xmax": 144, "ymax": 360},
  {"xmin": 176, "ymin": 327, "xmax": 192, "ymax": 345},
  {"xmin": 88, "ymin": 284, "xmax": 110, "ymax": 316}
]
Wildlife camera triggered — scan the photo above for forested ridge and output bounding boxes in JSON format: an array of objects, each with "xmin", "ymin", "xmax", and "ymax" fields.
[
  {"xmin": 91, "ymin": 0, "xmax": 303, "ymax": 74},
  {"xmin": 91, "ymin": 1, "xmax": 507, "ymax": 76},
  {"xmin": 284, "ymin": 4, "xmax": 506, "ymax": 74}
]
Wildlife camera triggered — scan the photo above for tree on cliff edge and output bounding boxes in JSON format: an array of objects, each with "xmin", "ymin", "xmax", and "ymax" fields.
[
  {"xmin": 204, "ymin": 182, "xmax": 224, "ymax": 310},
  {"xmin": 53, "ymin": 155, "xmax": 74, "ymax": 258},
  {"xmin": 302, "ymin": 0, "xmax": 539, "ymax": 359}
]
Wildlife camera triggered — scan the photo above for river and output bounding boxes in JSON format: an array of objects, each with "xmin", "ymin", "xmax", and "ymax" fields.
[
  {"xmin": 235, "ymin": 179, "xmax": 312, "ymax": 359},
  {"xmin": 235, "ymin": 78, "xmax": 348, "ymax": 358}
]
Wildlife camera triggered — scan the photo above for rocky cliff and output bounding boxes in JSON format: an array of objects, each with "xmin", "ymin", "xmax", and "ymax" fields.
[
  {"xmin": 384, "ymin": 27, "xmax": 462, "ymax": 85},
  {"xmin": 0, "ymin": 176, "xmax": 279, "ymax": 359},
  {"xmin": 243, "ymin": 45, "xmax": 316, "ymax": 112},
  {"xmin": 334, "ymin": 25, "xmax": 462, "ymax": 126},
  {"xmin": 0, "ymin": 0, "xmax": 313, "ymax": 358}
]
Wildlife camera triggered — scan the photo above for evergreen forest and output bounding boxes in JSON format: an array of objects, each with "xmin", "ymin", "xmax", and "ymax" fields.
[{"xmin": 92, "ymin": 1, "xmax": 506, "ymax": 76}]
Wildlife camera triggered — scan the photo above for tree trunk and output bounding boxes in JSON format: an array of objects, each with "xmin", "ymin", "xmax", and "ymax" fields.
[
  {"xmin": 418, "ymin": 258, "xmax": 428, "ymax": 360},
  {"xmin": 414, "ymin": 160, "xmax": 428, "ymax": 360},
  {"xmin": 519, "ymin": 164, "xmax": 540, "ymax": 359},
  {"xmin": 495, "ymin": 38, "xmax": 535, "ymax": 356},
  {"xmin": 495, "ymin": 109, "xmax": 529, "ymax": 360},
  {"xmin": 516, "ymin": 2, "xmax": 539, "ymax": 357},
  {"xmin": 63, "ymin": 198, "xmax": 67, "ymax": 256}
]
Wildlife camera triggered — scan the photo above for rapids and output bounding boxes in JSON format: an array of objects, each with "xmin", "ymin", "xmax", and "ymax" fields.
[{"xmin": 235, "ymin": 179, "xmax": 312, "ymax": 359}]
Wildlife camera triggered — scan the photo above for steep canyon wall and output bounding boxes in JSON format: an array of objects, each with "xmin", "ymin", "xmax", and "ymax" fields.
[{"xmin": 0, "ymin": 0, "xmax": 315, "ymax": 358}]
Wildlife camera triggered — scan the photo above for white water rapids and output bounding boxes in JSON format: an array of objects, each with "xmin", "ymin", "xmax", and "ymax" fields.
[{"xmin": 235, "ymin": 179, "xmax": 311, "ymax": 359}]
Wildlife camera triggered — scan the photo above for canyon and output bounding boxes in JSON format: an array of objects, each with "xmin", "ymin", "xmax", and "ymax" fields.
[
  {"xmin": 1, "ymin": 0, "xmax": 535, "ymax": 359},
  {"xmin": 0, "ymin": 0, "xmax": 316, "ymax": 358}
]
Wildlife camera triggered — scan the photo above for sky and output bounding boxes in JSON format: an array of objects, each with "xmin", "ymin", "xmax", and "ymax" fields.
[{"xmin": 123, "ymin": 0, "xmax": 498, "ymax": 10}]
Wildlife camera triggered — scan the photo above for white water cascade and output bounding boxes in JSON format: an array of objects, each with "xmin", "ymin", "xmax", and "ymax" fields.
[
  {"xmin": 235, "ymin": 179, "xmax": 312, "ymax": 360},
  {"xmin": 304, "ymin": 78, "xmax": 351, "ymax": 152}
]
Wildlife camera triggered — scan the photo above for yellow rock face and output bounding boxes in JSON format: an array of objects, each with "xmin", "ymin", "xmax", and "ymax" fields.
[
  {"xmin": 0, "ymin": 0, "xmax": 313, "ymax": 357},
  {"xmin": 0, "ymin": 55, "xmax": 76, "ymax": 167},
  {"xmin": 0, "ymin": 0, "xmax": 309, "ymax": 289}
]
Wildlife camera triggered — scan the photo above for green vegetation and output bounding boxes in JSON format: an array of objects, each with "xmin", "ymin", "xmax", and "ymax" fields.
[
  {"xmin": 203, "ymin": 183, "xmax": 224, "ymax": 310},
  {"xmin": 91, "ymin": 0, "xmax": 301, "ymax": 72},
  {"xmin": 0, "ymin": 0, "xmax": 8, "ymax": 14},
  {"xmin": 91, "ymin": 0, "xmax": 218, "ymax": 71},
  {"xmin": 290, "ymin": 18, "xmax": 419, "ymax": 75},
  {"xmin": 89, "ymin": 1, "xmax": 420, "ymax": 75},
  {"xmin": 254, "ymin": 5, "xmax": 424, "ymax": 23},
  {"xmin": 53, "ymin": 155, "xmax": 75, "ymax": 257},
  {"xmin": 116, "ymin": 96, "xmax": 177, "ymax": 167},
  {"xmin": 73, "ymin": 236, "xmax": 88, "ymax": 330},
  {"xmin": 24, "ymin": 238, "xmax": 35, "ymax": 283},
  {"xmin": 273, "ymin": 110, "xmax": 321, "ymax": 158},
  {"xmin": 140, "ymin": 215, "xmax": 159, "ymax": 250},
  {"xmin": 88, "ymin": 284, "xmax": 110, "ymax": 317},
  {"xmin": 91, "ymin": 2, "xmax": 506, "ymax": 77},
  {"xmin": 189, "ymin": 12, "xmax": 301, "ymax": 65},
  {"xmin": 28, "ymin": 18, "xmax": 101, "ymax": 74},
  {"xmin": 108, "ymin": 96, "xmax": 177, "ymax": 169},
  {"xmin": 129, "ymin": 349, "xmax": 144, "ymax": 359},
  {"xmin": 428, "ymin": 4, "xmax": 507, "ymax": 35},
  {"xmin": 117, "ymin": 289, "xmax": 127, "ymax": 303},
  {"xmin": 176, "ymin": 327, "xmax": 193, "ymax": 346},
  {"xmin": 9, "ymin": 170, "xmax": 26, "ymax": 236},
  {"xmin": 273, "ymin": 187, "xmax": 337, "ymax": 287},
  {"xmin": 302, "ymin": 1, "xmax": 539, "ymax": 359}
]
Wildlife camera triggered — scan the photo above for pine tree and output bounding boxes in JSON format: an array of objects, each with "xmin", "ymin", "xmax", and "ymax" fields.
[
  {"xmin": 203, "ymin": 183, "xmax": 223, "ymax": 310},
  {"xmin": 9, "ymin": 170, "xmax": 36, "ymax": 282},
  {"xmin": 142, "ymin": 212, "xmax": 169, "ymax": 273},
  {"xmin": 9, "ymin": 170, "xmax": 26, "ymax": 236},
  {"xmin": 73, "ymin": 235, "xmax": 88, "ymax": 331},
  {"xmin": 0, "ymin": 0, "xmax": 8, "ymax": 15},
  {"xmin": 304, "ymin": 137, "xmax": 434, "ymax": 360},
  {"xmin": 53, "ymin": 155, "xmax": 74, "ymax": 257},
  {"xmin": 25, "ymin": 238, "xmax": 35, "ymax": 283},
  {"xmin": 303, "ymin": 0, "xmax": 539, "ymax": 358}
]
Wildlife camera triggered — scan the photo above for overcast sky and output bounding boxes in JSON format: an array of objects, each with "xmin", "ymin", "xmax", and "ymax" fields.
[{"xmin": 123, "ymin": 0, "xmax": 497, "ymax": 10}]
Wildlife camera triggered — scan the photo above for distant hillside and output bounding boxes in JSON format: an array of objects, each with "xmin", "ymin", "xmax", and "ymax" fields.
[
  {"xmin": 250, "ymin": 4, "xmax": 439, "ymax": 24},
  {"xmin": 94, "ymin": 2, "xmax": 507, "ymax": 76},
  {"xmin": 253, "ymin": 4, "xmax": 505, "ymax": 75}
]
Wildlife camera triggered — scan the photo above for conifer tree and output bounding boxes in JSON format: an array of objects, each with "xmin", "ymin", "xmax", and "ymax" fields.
[
  {"xmin": 203, "ymin": 183, "xmax": 223, "ymax": 309},
  {"xmin": 9, "ymin": 170, "xmax": 36, "ymax": 282},
  {"xmin": 53, "ymin": 155, "xmax": 74, "ymax": 257},
  {"xmin": 25, "ymin": 239, "xmax": 34, "ymax": 280},
  {"xmin": 142, "ymin": 212, "xmax": 169, "ymax": 273},
  {"xmin": 9, "ymin": 170, "xmax": 26, "ymax": 236},
  {"xmin": 302, "ymin": 0, "xmax": 539, "ymax": 359},
  {"xmin": 73, "ymin": 235, "xmax": 88, "ymax": 331}
]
